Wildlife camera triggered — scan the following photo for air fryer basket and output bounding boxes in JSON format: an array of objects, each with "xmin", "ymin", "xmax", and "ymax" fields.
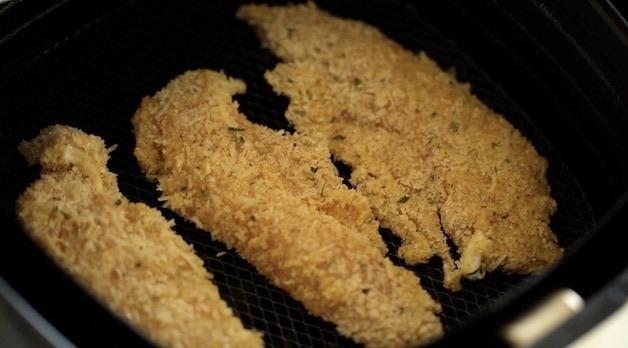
[{"xmin": 0, "ymin": 0, "xmax": 626, "ymax": 347}]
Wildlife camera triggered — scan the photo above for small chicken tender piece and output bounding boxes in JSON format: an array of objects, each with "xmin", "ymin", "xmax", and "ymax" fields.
[
  {"xmin": 132, "ymin": 69, "xmax": 443, "ymax": 347},
  {"xmin": 237, "ymin": 2, "xmax": 563, "ymax": 290},
  {"xmin": 16, "ymin": 125, "xmax": 262, "ymax": 348}
]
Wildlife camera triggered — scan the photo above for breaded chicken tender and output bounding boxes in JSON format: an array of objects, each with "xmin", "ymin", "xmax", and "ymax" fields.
[
  {"xmin": 237, "ymin": 2, "xmax": 563, "ymax": 290},
  {"xmin": 16, "ymin": 125, "xmax": 262, "ymax": 348},
  {"xmin": 132, "ymin": 69, "xmax": 443, "ymax": 347}
]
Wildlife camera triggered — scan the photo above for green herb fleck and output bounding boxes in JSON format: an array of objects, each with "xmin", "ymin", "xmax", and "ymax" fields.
[
  {"xmin": 228, "ymin": 127, "xmax": 246, "ymax": 143},
  {"xmin": 320, "ymin": 182, "xmax": 327, "ymax": 197},
  {"xmin": 397, "ymin": 195, "xmax": 410, "ymax": 203},
  {"xmin": 500, "ymin": 214, "xmax": 510, "ymax": 220},
  {"xmin": 310, "ymin": 166, "xmax": 318, "ymax": 173},
  {"xmin": 431, "ymin": 111, "xmax": 438, "ymax": 117},
  {"xmin": 287, "ymin": 27, "xmax": 296, "ymax": 38},
  {"xmin": 450, "ymin": 121, "xmax": 460, "ymax": 133},
  {"xmin": 294, "ymin": 109, "xmax": 306, "ymax": 117},
  {"xmin": 114, "ymin": 199, "xmax": 122, "ymax": 206},
  {"xmin": 53, "ymin": 206, "xmax": 69, "ymax": 219},
  {"xmin": 180, "ymin": 185, "xmax": 188, "ymax": 191},
  {"xmin": 330, "ymin": 134, "xmax": 346, "ymax": 141},
  {"xmin": 352, "ymin": 77, "xmax": 362, "ymax": 88},
  {"xmin": 200, "ymin": 189, "xmax": 209, "ymax": 198}
]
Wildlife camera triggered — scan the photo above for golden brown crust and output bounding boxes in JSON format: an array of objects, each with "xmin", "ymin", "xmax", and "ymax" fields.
[
  {"xmin": 132, "ymin": 69, "xmax": 443, "ymax": 347},
  {"xmin": 237, "ymin": 2, "xmax": 563, "ymax": 290},
  {"xmin": 16, "ymin": 125, "xmax": 263, "ymax": 348}
]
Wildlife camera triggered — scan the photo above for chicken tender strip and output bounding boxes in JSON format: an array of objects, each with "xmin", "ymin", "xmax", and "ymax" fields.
[
  {"xmin": 132, "ymin": 69, "xmax": 443, "ymax": 347},
  {"xmin": 237, "ymin": 2, "xmax": 563, "ymax": 290},
  {"xmin": 16, "ymin": 125, "xmax": 262, "ymax": 348}
]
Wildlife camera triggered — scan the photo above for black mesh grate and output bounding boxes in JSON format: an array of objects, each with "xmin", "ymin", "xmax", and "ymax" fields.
[{"xmin": 0, "ymin": 0, "xmax": 595, "ymax": 346}]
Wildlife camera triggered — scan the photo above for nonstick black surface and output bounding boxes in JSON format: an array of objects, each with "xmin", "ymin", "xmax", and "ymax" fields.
[{"xmin": 0, "ymin": 0, "xmax": 598, "ymax": 346}]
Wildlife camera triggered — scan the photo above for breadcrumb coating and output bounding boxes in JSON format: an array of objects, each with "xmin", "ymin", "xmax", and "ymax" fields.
[
  {"xmin": 16, "ymin": 125, "xmax": 263, "ymax": 348},
  {"xmin": 132, "ymin": 69, "xmax": 443, "ymax": 347},
  {"xmin": 237, "ymin": 2, "xmax": 563, "ymax": 290}
]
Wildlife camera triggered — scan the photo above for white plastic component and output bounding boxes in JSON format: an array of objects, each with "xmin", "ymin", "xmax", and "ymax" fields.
[{"xmin": 502, "ymin": 288, "xmax": 584, "ymax": 347}]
